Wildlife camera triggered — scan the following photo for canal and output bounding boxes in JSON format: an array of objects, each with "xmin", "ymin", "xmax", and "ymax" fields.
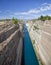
[{"xmin": 23, "ymin": 24, "xmax": 39, "ymax": 65}]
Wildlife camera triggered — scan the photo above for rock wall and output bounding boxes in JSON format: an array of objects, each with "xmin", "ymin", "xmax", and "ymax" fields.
[
  {"xmin": 0, "ymin": 25, "xmax": 19, "ymax": 43},
  {"xmin": 39, "ymin": 25, "xmax": 51, "ymax": 65},
  {"xmin": 26, "ymin": 20, "xmax": 51, "ymax": 65},
  {"xmin": 0, "ymin": 25, "xmax": 23, "ymax": 65}
]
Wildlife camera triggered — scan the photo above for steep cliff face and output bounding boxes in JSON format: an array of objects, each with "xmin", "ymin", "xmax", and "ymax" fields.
[
  {"xmin": 0, "ymin": 25, "xmax": 23, "ymax": 65},
  {"xmin": 39, "ymin": 25, "xmax": 51, "ymax": 65},
  {"xmin": 26, "ymin": 20, "xmax": 51, "ymax": 65},
  {"xmin": 0, "ymin": 25, "xmax": 19, "ymax": 43}
]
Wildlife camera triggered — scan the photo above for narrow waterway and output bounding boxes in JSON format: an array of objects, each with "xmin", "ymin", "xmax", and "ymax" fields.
[{"xmin": 23, "ymin": 24, "xmax": 39, "ymax": 65}]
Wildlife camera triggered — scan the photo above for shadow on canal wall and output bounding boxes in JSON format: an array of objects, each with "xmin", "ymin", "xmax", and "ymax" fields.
[
  {"xmin": 0, "ymin": 25, "xmax": 23, "ymax": 65},
  {"xmin": 21, "ymin": 38, "xmax": 24, "ymax": 65}
]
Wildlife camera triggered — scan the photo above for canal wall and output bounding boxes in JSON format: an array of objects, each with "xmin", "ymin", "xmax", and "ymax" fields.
[
  {"xmin": 26, "ymin": 23, "xmax": 40, "ymax": 62},
  {"xmin": 0, "ymin": 25, "xmax": 18, "ymax": 43},
  {"xmin": 0, "ymin": 25, "xmax": 23, "ymax": 65},
  {"xmin": 26, "ymin": 20, "xmax": 51, "ymax": 65},
  {"xmin": 39, "ymin": 25, "xmax": 51, "ymax": 65}
]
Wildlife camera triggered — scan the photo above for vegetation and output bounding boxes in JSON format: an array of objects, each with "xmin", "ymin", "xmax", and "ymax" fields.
[
  {"xmin": 38, "ymin": 15, "xmax": 51, "ymax": 21},
  {"xmin": 33, "ymin": 24, "xmax": 39, "ymax": 30},
  {"xmin": 0, "ymin": 19, "xmax": 10, "ymax": 22},
  {"xmin": 34, "ymin": 25, "xmax": 39, "ymax": 30},
  {"xmin": 12, "ymin": 17, "xmax": 18, "ymax": 24}
]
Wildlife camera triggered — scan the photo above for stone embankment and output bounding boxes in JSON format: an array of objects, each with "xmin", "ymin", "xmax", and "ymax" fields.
[{"xmin": 0, "ymin": 24, "xmax": 23, "ymax": 65}]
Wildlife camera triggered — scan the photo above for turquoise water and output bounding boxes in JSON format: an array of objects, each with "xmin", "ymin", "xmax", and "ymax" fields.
[{"xmin": 23, "ymin": 24, "xmax": 39, "ymax": 65}]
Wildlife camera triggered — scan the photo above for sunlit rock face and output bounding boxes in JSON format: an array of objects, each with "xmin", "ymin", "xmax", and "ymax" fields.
[
  {"xmin": 26, "ymin": 20, "xmax": 51, "ymax": 65},
  {"xmin": 39, "ymin": 21, "xmax": 51, "ymax": 65}
]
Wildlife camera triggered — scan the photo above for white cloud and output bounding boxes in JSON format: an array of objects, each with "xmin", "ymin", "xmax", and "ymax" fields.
[
  {"xmin": 14, "ymin": 9, "xmax": 40, "ymax": 15},
  {"xmin": 28, "ymin": 9, "xmax": 40, "ymax": 14},
  {"xmin": 40, "ymin": 4, "xmax": 51, "ymax": 11},
  {"xmin": 2, "ymin": 3, "xmax": 51, "ymax": 19},
  {"xmin": 41, "ymin": 3, "xmax": 47, "ymax": 6},
  {"xmin": 14, "ymin": 3, "xmax": 51, "ymax": 16}
]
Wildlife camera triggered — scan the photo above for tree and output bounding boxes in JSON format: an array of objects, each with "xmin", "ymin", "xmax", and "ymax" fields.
[
  {"xmin": 38, "ymin": 15, "xmax": 51, "ymax": 21},
  {"xmin": 12, "ymin": 17, "xmax": 18, "ymax": 24}
]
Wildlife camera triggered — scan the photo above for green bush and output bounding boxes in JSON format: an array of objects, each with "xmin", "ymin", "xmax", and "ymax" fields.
[
  {"xmin": 38, "ymin": 15, "xmax": 51, "ymax": 21},
  {"xmin": 12, "ymin": 17, "xmax": 18, "ymax": 24},
  {"xmin": 33, "ymin": 25, "xmax": 39, "ymax": 30}
]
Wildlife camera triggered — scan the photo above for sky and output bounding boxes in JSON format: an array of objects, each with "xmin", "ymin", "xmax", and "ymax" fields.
[{"xmin": 0, "ymin": 0, "xmax": 51, "ymax": 19}]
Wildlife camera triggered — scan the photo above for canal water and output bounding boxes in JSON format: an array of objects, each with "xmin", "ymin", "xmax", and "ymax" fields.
[{"xmin": 23, "ymin": 24, "xmax": 39, "ymax": 65}]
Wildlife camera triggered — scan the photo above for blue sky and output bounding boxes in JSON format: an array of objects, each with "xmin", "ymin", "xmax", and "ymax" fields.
[{"xmin": 0, "ymin": 0, "xmax": 51, "ymax": 19}]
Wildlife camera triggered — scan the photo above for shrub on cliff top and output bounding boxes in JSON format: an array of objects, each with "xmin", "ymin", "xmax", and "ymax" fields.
[{"xmin": 12, "ymin": 17, "xmax": 18, "ymax": 24}]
